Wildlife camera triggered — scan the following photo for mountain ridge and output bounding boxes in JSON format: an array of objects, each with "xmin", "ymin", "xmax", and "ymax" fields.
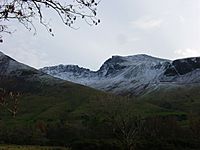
[{"xmin": 40, "ymin": 54, "xmax": 200, "ymax": 96}]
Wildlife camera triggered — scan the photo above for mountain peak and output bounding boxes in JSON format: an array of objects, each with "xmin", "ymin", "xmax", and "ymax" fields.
[
  {"xmin": 42, "ymin": 64, "xmax": 91, "ymax": 73},
  {"xmin": 108, "ymin": 54, "xmax": 169, "ymax": 63},
  {"xmin": 110, "ymin": 54, "xmax": 151, "ymax": 60},
  {"xmin": 100, "ymin": 54, "xmax": 168, "ymax": 69},
  {"xmin": 125, "ymin": 54, "xmax": 169, "ymax": 62}
]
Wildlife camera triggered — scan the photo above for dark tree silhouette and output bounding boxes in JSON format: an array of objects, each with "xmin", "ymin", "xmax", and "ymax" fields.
[
  {"xmin": 86, "ymin": 95, "xmax": 143, "ymax": 150},
  {"xmin": 0, "ymin": 89, "xmax": 20, "ymax": 118},
  {"xmin": 0, "ymin": 0, "xmax": 100, "ymax": 42}
]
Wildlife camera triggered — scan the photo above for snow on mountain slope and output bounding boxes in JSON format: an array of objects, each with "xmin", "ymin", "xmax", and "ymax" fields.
[
  {"xmin": 40, "ymin": 54, "xmax": 200, "ymax": 95},
  {"xmin": 41, "ymin": 54, "xmax": 172, "ymax": 95}
]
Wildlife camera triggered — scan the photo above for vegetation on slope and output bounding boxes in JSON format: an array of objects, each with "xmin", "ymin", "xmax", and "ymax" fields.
[{"xmin": 0, "ymin": 76, "xmax": 200, "ymax": 150}]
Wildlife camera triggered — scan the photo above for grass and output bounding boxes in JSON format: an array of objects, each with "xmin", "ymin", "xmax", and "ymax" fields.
[
  {"xmin": 141, "ymin": 84, "xmax": 200, "ymax": 114},
  {"xmin": 0, "ymin": 78, "xmax": 195, "ymax": 125},
  {"xmin": 0, "ymin": 77, "xmax": 108, "ymax": 122},
  {"xmin": 0, "ymin": 145, "xmax": 70, "ymax": 150}
]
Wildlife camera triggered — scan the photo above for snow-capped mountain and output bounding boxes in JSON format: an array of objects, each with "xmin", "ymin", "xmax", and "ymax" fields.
[{"xmin": 41, "ymin": 54, "xmax": 200, "ymax": 95}]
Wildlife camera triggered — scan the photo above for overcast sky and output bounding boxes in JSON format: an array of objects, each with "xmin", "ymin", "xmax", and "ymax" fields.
[{"xmin": 1, "ymin": 0, "xmax": 200, "ymax": 70}]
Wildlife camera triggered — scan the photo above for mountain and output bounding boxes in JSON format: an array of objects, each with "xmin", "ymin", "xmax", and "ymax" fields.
[
  {"xmin": 1, "ymin": 51, "xmax": 200, "ymax": 150},
  {"xmin": 40, "ymin": 54, "xmax": 200, "ymax": 96}
]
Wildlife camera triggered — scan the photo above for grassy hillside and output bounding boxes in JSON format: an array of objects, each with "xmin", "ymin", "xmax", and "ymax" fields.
[
  {"xmin": 140, "ymin": 84, "xmax": 200, "ymax": 114},
  {"xmin": 0, "ymin": 75, "xmax": 200, "ymax": 150},
  {"xmin": 0, "ymin": 75, "xmax": 107, "ymax": 121}
]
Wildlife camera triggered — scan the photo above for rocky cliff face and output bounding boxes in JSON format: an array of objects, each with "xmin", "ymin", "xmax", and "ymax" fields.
[{"xmin": 164, "ymin": 57, "xmax": 200, "ymax": 76}]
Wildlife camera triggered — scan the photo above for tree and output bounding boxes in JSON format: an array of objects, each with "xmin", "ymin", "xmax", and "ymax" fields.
[
  {"xmin": 0, "ymin": 88, "xmax": 21, "ymax": 118},
  {"xmin": 0, "ymin": 0, "xmax": 100, "ymax": 42},
  {"xmin": 85, "ymin": 95, "xmax": 143, "ymax": 150},
  {"xmin": 102, "ymin": 97, "xmax": 143, "ymax": 150},
  {"xmin": 189, "ymin": 112, "xmax": 200, "ymax": 140}
]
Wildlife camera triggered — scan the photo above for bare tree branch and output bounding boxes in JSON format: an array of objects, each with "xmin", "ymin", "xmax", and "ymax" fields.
[{"xmin": 0, "ymin": 0, "xmax": 100, "ymax": 42}]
